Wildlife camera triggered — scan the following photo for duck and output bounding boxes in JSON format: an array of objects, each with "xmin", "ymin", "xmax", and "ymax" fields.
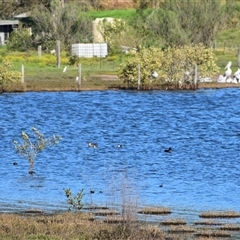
[
  {"xmin": 117, "ymin": 144, "xmax": 122, "ymax": 148},
  {"xmin": 88, "ymin": 142, "xmax": 98, "ymax": 148},
  {"xmin": 223, "ymin": 61, "xmax": 232, "ymax": 80},
  {"xmin": 164, "ymin": 147, "xmax": 172, "ymax": 153}
]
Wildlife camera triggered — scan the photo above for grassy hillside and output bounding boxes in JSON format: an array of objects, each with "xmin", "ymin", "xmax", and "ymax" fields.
[{"xmin": 86, "ymin": 9, "xmax": 137, "ymax": 20}]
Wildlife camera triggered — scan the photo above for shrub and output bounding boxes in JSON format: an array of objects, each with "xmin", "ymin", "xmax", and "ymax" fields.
[
  {"xmin": 118, "ymin": 44, "xmax": 219, "ymax": 89},
  {"xmin": 13, "ymin": 127, "xmax": 62, "ymax": 174},
  {"xmin": 0, "ymin": 59, "xmax": 23, "ymax": 92},
  {"xmin": 64, "ymin": 188, "xmax": 84, "ymax": 211}
]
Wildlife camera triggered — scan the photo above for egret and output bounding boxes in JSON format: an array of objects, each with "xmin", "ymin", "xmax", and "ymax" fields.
[
  {"xmin": 151, "ymin": 70, "xmax": 158, "ymax": 79},
  {"xmin": 63, "ymin": 66, "xmax": 67, "ymax": 72},
  {"xmin": 223, "ymin": 61, "xmax": 232, "ymax": 80},
  {"xmin": 76, "ymin": 76, "xmax": 79, "ymax": 82}
]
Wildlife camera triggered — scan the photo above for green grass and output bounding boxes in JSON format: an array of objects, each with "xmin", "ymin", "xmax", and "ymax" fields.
[{"xmin": 86, "ymin": 9, "xmax": 138, "ymax": 20}]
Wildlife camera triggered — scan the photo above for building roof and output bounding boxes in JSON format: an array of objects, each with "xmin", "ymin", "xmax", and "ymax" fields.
[{"xmin": 0, "ymin": 20, "xmax": 19, "ymax": 26}]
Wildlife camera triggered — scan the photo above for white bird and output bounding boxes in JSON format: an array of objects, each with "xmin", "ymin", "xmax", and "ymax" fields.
[
  {"xmin": 151, "ymin": 70, "xmax": 158, "ymax": 79},
  {"xmin": 63, "ymin": 66, "xmax": 67, "ymax": 73},
  {"xmin": 223, "ymin": 61, "xmax": 232, "ymax": 80},
  {"xmin": 233, "ymin": 68, "xmax": 240, "ymax": 83},
  {"xmin": 76, "ymin": 76, "xmax": 79, "ymax": 82},
  {"xmin": 217, "ymin": 74, "xmax": 226, "ymax": 83}
]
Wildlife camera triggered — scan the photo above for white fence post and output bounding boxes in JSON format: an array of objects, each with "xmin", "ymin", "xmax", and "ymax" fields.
[
  {"xmin": 78, "ymin": 64, "xmax": 81, "ymax": 91},
  {"xmin": 21, "ymin": 64, "xmax": 24, "ymax": 83}
]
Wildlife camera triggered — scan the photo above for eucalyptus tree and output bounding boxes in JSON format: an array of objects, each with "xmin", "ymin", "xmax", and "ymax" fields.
[
  {"xmin": 145, "ymin": 0, "xmax": 234, "ymax": 47},
  {"xmin": 31, "ymin": 0, "xmax": 93, "ymax": 50},
  {"xmin": 0, "ymin": 0, "xmax": 51, "ymax": 19}
]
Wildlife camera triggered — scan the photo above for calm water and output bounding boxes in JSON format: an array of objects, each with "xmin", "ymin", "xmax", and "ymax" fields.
[{"xmin": 1, "ymin": 89, "xmax": 240, "ymax": 217}]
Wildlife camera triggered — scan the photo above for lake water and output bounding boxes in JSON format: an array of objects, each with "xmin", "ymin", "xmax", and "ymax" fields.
[{"xmin": 1, "ymin": 89, "xmax": 240, "ymax": 219}]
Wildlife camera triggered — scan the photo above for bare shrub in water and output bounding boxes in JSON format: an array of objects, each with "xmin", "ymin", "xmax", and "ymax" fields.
[{"xmin": 13, "ymin": 127, "xmax": 61, "ymax": 174}]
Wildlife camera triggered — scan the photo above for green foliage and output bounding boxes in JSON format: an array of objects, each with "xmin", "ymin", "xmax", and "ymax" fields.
[
  {"xmin": 99, "ymin": 18, "xmax": 141, "ymax": 54},
  {"xmin": 118, "ymin": 44, "xmax": 219, "ymax": 89},
  {"xmin": 0, "ymin": 59, "xmax": 22, "ymax": 92},
  {"xmin": 87, "ymin": 9, "xmax": 138, "ymax": 20},
  {"xmin": 68, "ymin": 55, "xmax": 80, "ymax": 66},
  {"xmin": 6, "ymin": 24, "xmax": 33, "ymax": 52},
  {"xmin": 13, "ymin": 127, "xmax": 62, "ymax": 174},
  {"xmin": 31, "ymin": 2, "xmax": 93, "ymax": 51},
  {"xmin": 64, "ymin": 188, "xmax": 84, "ymax": 211}
]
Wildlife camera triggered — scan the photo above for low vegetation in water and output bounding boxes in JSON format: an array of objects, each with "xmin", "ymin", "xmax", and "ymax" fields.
[
  {"xmin": 199, "ymin": 211, "xmax": 240, "ymax": 218},
  {"xmin": 13, "ymin": 127, "xmax": 62, "ymax": 174}
]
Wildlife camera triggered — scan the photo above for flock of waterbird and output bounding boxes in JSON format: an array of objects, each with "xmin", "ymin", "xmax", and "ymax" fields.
[
  {"xmin": 88, "ymin": 141, "xmax": 171, "ymax": 153},
  {"xmin": 217, "ymin": 61, "xmax": 240, "ymax": 83},
  {"xmin": 151, "ymin": 61, "xmax": 240, "ymax": 84},
  {"xmin": 63, "ymin": 61, "xmax": 240, "ymax": 85}
]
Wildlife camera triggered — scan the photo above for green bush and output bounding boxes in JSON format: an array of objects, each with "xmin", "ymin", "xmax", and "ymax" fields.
[
  {"xmin": 0, "ymin": 59, "xmax": 23, "ymax": 92},
  {"xmin": 6, "ymin": 25, "xmax": 33, "ymax": 52}
]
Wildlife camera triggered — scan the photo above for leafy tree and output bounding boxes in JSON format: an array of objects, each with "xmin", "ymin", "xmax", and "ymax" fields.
[
  {"xmin": 13, "ymin": 127, "xmax": 62, "ymax": 174},
  {"xmin": 6, "ymin": 23, "xmax": 33, "ymax": 51},
  {"xmin": 31, "ymin": 1, "xmax": 93, "ymax": 51},
  {"xmin": 0, "ymin": 0, "xmax": 51, "ymax": 19},
  {"xmin": 145, "ymin": 0, "xmax": 234, "ymax": 47},
  {"xmin": 99, "ymin": 18, "xmax": 141, "ymax": 53}
]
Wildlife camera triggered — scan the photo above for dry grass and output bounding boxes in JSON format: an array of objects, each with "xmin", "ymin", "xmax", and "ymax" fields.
[
  {"xmin": 160, "ymin": 218, "xmax": 187, "ymax": 226},
  {"xmin": 1, "ymin": 208, "xmax": 240, "ymax": 239},
  {"xmin": 167, "ymin": 225, "xmax": 195, "ymax": 233},
  {"xmin": 200, "ymin": 211, "xmax": 240, "ymax": 218},
  {"xmin": 0, "ymin": 212, "xmax": 167, "ymax": 240},
  {"xmin": 137, "ymin": 207, "xmax": 171, "ymax": 215},
  {"xmin": 194, "ymin": 220, "xmax": 223, "ymax": 226},
  {"xmin": 94, "ymin": 209, "xmax": 119, "ymax": 216},
  {"xmin": 220, "ymin": 224, "xmax": 240, "ymax": 231},
  {"xmin": 194, "ymin": 230, "xmax": 232, "ymax": 238}
]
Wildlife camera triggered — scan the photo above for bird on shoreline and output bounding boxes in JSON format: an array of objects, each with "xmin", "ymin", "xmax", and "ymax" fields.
[
  {"xmin": 151, "ymin": 70, "xmax": 158, "ymax": 79},
  {"xmin": 223, "ymin": 61, "xmax": 232, "ymax": 81},
  {"xmin": 233, "ymin": 68, "xmax": 240, "ymax": 83},
  {"xmin": 63, "ymin": 66, "xmax": 67, "ymax": 73}
]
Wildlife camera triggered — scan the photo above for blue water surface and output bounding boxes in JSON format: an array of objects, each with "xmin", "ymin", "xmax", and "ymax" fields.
[{"xmin": 0, "ymin": 88, "xmax": 240, "ymax": 216}]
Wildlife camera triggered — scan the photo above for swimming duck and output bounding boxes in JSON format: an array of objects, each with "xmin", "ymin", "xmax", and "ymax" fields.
[
  {"xmin": 164, "ymin": 147, "xmax": 172, "ymax": 153},
  {"xmin": 117, "ymin": 144, "xmax": 122, "ymax": 148},
  {"xmin": 88, "ymin": 142, "xmax": 98, "ymax": 148}
]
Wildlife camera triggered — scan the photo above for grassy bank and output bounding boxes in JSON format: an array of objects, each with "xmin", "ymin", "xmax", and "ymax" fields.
[
  {"xmin": 1, "ymin": 47, "xmax": 239, "ymax": 92},
  {"xmin": 1, "ymin": 208, "xmax": 240, "ymax": 239}
]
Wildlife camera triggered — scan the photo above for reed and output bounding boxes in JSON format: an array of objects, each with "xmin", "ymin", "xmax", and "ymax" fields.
[{"xmin": 160, "ymin": 218, "xmax": 187, "ymax": 226}]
